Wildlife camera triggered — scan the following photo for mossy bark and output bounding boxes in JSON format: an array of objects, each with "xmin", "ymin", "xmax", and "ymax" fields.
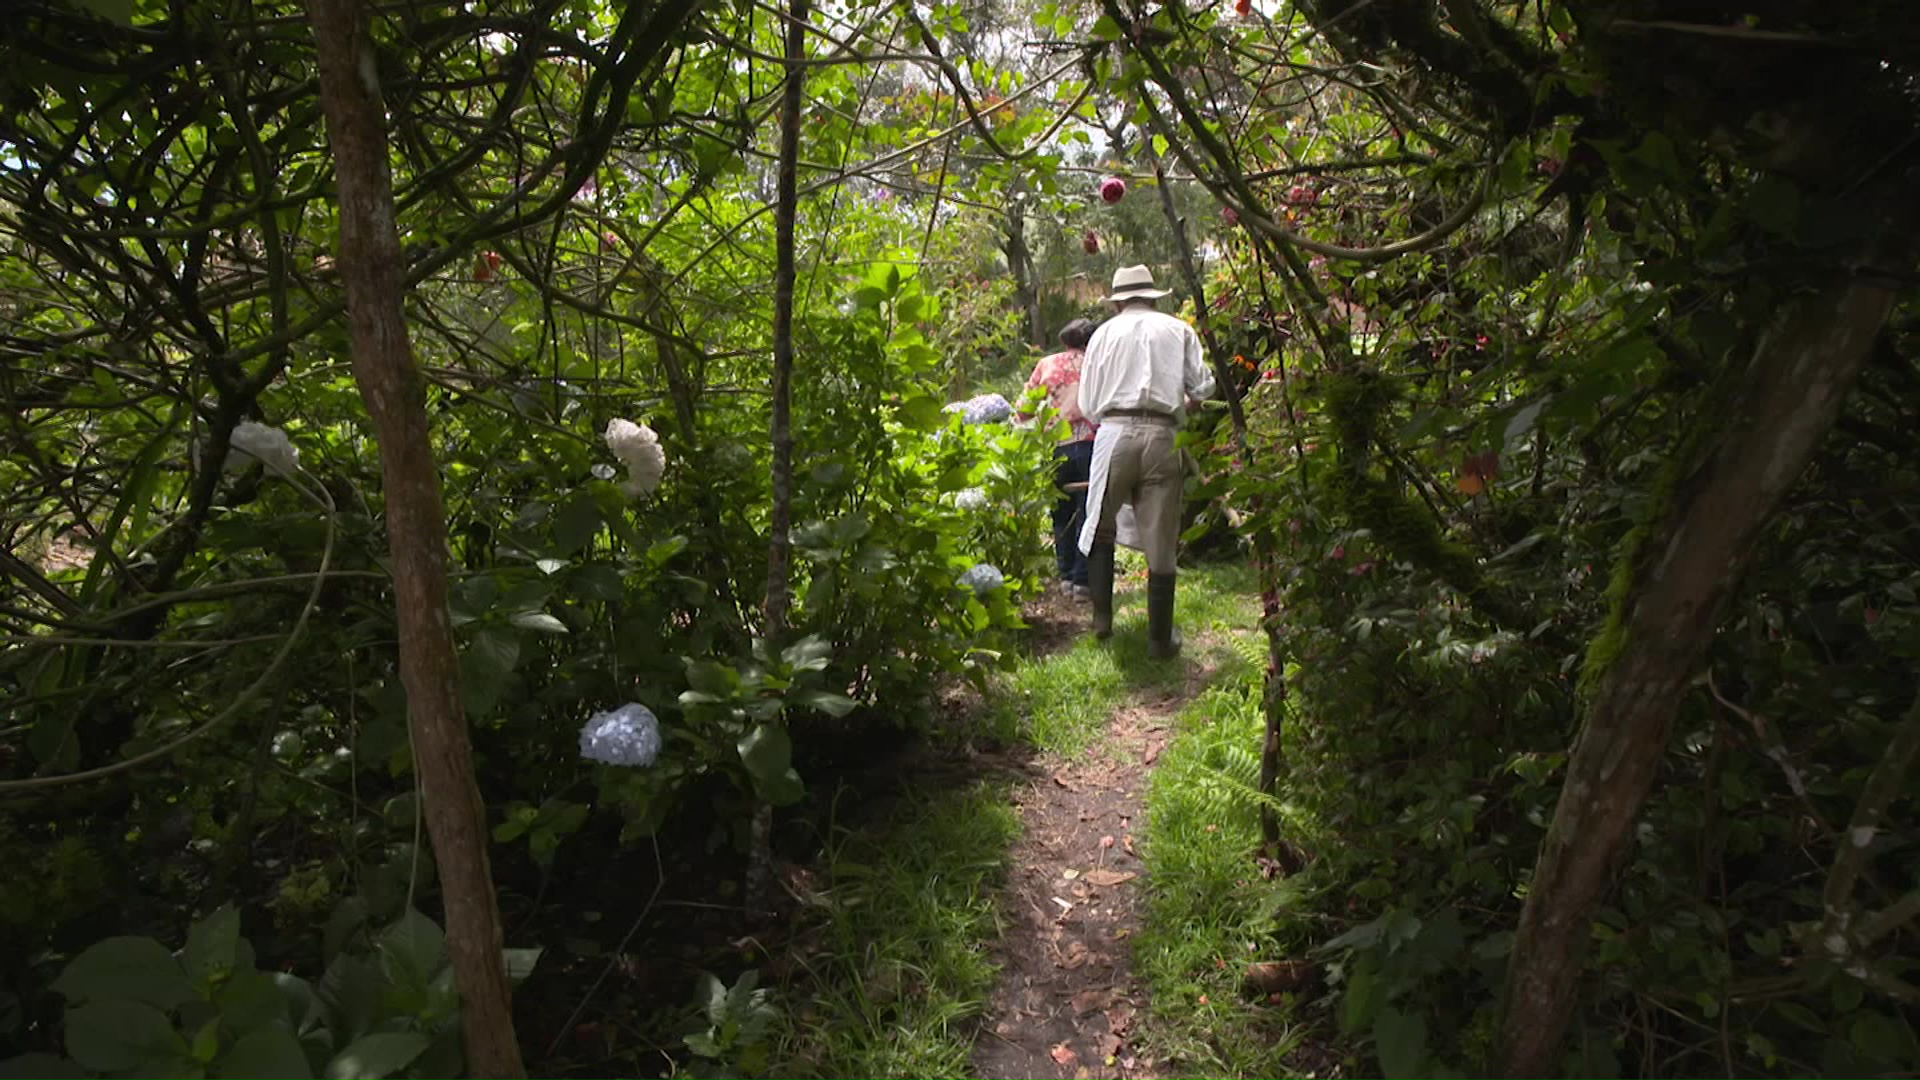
[{"xmin": 1495, "ymin": 178, "xmax": 1919, "ymax": 1076}]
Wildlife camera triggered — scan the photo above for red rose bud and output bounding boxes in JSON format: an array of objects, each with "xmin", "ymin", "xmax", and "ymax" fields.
[
  {"xmin": 1234, "ymin": 0, "xmax": 1251, "ymax": 15},
  {"xmin": 1099, "ymin": 176, "xmax": 1126, "ymax": 204},
  {"xmin": 601, "ymin": 231, "xmax": 619, "ymax": 252},
  {"xmin": 1083, "ymin": 231, "xmax": 1100, "ymax": 254},
  {"xmin": 1221, "ymin": 205, "xmax": 1239, "ymax": 225},
  {"xmin": 1287, "ymin": 184, "xmax": 1317, "ymax": 206}
]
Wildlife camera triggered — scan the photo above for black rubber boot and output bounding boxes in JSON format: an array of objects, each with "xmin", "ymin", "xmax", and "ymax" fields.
[
  {"xmin": 1147, "ymin": 572, "xmax": 1181, "ymax": 660},
  {"xmin": 1088, "ymin": 542, "xmax": 1115, "ymax": 640}
]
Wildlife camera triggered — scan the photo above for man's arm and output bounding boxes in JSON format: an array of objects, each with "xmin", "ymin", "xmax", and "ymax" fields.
[
  {"xmin": 1184, "ymin": 327, "xmax": 1216, "ymax": 403},
  {"xmin": 1077, "ymin": 338, "xmax": 1107, "ymax": 422}
]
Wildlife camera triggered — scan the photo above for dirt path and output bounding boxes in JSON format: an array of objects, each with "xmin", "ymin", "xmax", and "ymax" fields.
[{"xmin": 972, "ymin": 591, "xmax": 1185, "ymax": 1080}]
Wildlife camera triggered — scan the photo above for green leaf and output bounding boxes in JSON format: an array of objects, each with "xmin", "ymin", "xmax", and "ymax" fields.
[
  {"xmin": 503, "ymin": 947, "xmax": 544, "ymax": 984},
  {"xmin": 780, "ymin": 635, "xmax": 834, "ymax": 669},
  {"xmin": 737, "ymin": 724, "xmax": 792, "ymax": 783},
  {"xmin": 790, "ymin": 689, "xmax": 856, "ymax": 718},
  {"xmin": 1373, "ymin": 1006, "xmax": 1428, "ymax": 1079},
  {"xmin": 737, "ymin": 726, "xmax": 805, "ymax": 805},
  {"xmin": 52, "ymin": 936, "xmax": 195, "ymax": 1008},
  {"xmin": 509, "ymin": 611, "xmax": 569, "ymax": 634},
  {"xmin": 73, "ymin": 0, "xmax": 133, "ymax": 25},
  {"xmin": 378, "ymin": 909, "xmax": 448, "ymax": 983},
  {"xmin": 1502, "ymin": 398, "xmax": 1547, "ymax": 450},
  {"xmin": 184, "ymin": 906, "xmax": 243, "ymax": 985},
  {"xmin": 1850, "ymin": 1010, "xmax": 1917, "ymax": 1062},
  {"xmin": 65, "ymin": 1000, "xmax": 185, "ymax": 1072},
  {"xmin": 552, "ymin": 492, "xmax": 602, "ymax": 555},
  {"xmin": 1338, "ymin": 954, "xmax": 1381, "ymax": 1034},
  {"xmin": 646, "ymin": 535, "xmax": 690, "ymax": 566},
  {"xmin": 1152, "ymin": 134, "xmax": 1170, "ymax": 157},
  {"xmin": 469, "ymin": 627, "xmax": 521, "ymax": 676},
  {"xmin": 322, "ymin": 1032, "xmax": 430, "ymax": 1080},
  {"xmin": 534, "ymin": 558, "xmax": 568, "ymax": 575},
  {"xmin": 685, "ymin": 660, "xmax": 740, "ymax": 697},
  {"xmin": 1091, "ymin": 14, "xmax": 1122, "ymax": 38},
  {"xmin": 191, "ymin": 1017, "xmax": 221, "ymax": 1063},
  {"xmin": 219, "ymin": 1026, "xmax": 314, "ymax": 1079},
  {"xmin": 896, "ymin": 392, "xmax": 945, "ymax": 431},
  {"xmin": 0, "ymin": 1053, "xmax": 87, "ymax": 1078}
]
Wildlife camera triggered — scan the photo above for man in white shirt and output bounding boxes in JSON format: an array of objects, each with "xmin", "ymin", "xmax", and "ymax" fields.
[{"xmin": 1076, "ymin": 265, "xmax": 1215, "ymax": 658}]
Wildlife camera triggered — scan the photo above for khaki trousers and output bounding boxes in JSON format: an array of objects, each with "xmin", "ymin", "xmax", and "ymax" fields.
[{"xmin": 1091, "ymin": 418, "xmax": 1182, "ymax": 573}]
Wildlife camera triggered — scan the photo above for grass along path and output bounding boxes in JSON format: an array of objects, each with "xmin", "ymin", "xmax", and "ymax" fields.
[
  {"xmin": 973, "ymin": 560, "xmax": 1262, "ymax": 1080},
  {"xmin": 768, "ymin": 560, "xmax": 1264, "ymax": 1079}
]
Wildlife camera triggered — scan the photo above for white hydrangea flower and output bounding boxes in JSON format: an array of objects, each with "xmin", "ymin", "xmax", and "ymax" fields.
[
  {"xmin": 603, "ymin": 418, "xmax": 666, "ymax": 498},
  {"xmin": 957, "ymin": 563, "xmax": 1004, "ymax": 595},
  {"xmin": 579, "ymin": 703, "xmax": 662, "ymax": 767},
  {"xmin": 953, "ymin": 488, "xmax": 989, "ymax": 511},
  {"xmin": 228, "ymin": 421, "xmax": 300, "ymax": 478}
]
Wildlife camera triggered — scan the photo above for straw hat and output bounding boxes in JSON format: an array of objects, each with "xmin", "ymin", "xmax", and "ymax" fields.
[{"xmin": 1105, "ymin": 264, "xmax": 1173, "ymax": 302}]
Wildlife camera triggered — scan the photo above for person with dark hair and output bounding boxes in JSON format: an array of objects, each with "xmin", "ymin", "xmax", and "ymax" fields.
[{"xmin": 1017, "ymin": 317, "xmax": 1100, "ymax": 597}]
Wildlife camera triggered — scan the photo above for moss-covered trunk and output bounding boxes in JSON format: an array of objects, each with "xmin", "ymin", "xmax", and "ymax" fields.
[{"xmin": 1496, "ymin": 178, "xmax": 1919, "ymax": 1076}]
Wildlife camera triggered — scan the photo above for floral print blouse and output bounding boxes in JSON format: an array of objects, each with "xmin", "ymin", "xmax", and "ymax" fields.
[{"xmin": 1020, "ymin": 349, "xmax": 1096, "ymax": 443}]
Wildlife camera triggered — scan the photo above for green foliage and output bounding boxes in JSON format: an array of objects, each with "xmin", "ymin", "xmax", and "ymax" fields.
[
  {"xmin": 4, "ymin": 903, "xmax": 521, "ymax": 1080},
  {"xmin": 773, "ymin": 783, "xmax": 1018, "ymax": 1078},
  {"xmin": 682, "ymin": 971, "xmax": 779, "ymax": 1077}
]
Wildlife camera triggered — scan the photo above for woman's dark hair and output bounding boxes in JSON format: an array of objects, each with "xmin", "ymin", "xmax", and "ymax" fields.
[{"xmin": 1058, "ymin": 318, "xmax": 1096, "ymax": 350}]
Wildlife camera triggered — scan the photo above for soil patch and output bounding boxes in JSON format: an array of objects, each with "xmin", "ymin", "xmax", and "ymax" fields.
[{"xmin": 971, "ymin": 611, "xmax": 1185, "ymax": 1080}]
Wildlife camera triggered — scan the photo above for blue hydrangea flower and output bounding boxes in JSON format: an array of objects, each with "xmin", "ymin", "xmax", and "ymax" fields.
[
  {"xmin": 943, "ymin": 394, "xmax": 1012, "ymax": 425},
  {"xmin": 579, "ymin": 703, "xmax": 662, "ymax": 767},
  {"xmin": 958, "ymin": 563, "xmax": 1004, "ymax": 595}
]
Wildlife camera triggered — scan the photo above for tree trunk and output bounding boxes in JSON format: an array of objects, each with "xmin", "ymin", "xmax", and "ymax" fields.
[
  {"xmin": 748, "ymin": 0, "xmax": 811, "ymax": 909},
  {"xmin": 1496, "ymin": 187, "xmax": 1917, "ymax": 1076},
  {"xmin": 1001, "ymin": 178, "xmax": 1043, "ymax": 347},
  {"xmin": 306, "ymin": 2, "xmax": 525, "ymax": 1075}
]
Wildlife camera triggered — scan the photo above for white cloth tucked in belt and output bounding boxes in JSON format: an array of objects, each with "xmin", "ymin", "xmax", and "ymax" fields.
[{"xmin": 1078, "ymin": 421, "xmax": 1144, "ymax": 555}]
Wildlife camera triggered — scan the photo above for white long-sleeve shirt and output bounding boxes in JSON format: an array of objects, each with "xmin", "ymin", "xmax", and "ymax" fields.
[{"xmin": 1076, "ymin": 306, "xmax": 1215, "ymax": 424}]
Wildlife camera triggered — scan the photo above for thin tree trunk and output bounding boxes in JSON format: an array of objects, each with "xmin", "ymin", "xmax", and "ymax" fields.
[
  {"xmin": 1147, "ymin": 148, "xmax": 1295, "ymax": 855},
  {"xmin": 1002, "ymin": 179, "xmax": 1043, "ymax": 347},
  {"xmin": 748, "ymin": 0, "xmax": 811, "ymax": 909},
  {"xmin": 306, "ymin": 2, "xmax": 525, "ymax": 1074},
  {"xmin": 1496, "ymin": 190, "xmax": 1916, "ymax": 1076}
]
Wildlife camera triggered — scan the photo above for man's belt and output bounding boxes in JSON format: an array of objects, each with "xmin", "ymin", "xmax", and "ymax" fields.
[{"xmin": 1105, "ymin": 407, "xmax": 1175, "ymax": 423}]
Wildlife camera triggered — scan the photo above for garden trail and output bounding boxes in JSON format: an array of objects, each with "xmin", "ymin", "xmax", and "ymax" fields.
[{"xmin": 972, "ymin": 584, "xmax": 1199, "ymax": 1080}]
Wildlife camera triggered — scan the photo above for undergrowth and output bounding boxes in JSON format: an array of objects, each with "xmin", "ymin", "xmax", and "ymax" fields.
[
  {"xmin": 1135, "ymin": 678, "xmax": 1311, "ymax": 1078},
  {"xmin": 773, "ymin": 782, "xmax": 1018, "ymax": 1078}
]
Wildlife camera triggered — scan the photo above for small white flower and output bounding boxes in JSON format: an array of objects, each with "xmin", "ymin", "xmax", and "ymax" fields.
[
  {"xmin": 579, "ymin": 703, "xmax": 662, "ymax": 767},
  {"xmin": 954, "ymin": 488, "xmax": 989, "ymax": 511},
  {"xmin": 591, "ymin": 463, "xmax": 617, "ymax": 481},
  {"xmin": 228, "ymin": 421, "xmax": 300, "ymax": 478},
  {"xmin": 603, "ymin": 418, "xmax": 666, "ymax": 498},
  {"xmin": 958, "ymin": 563, "xmax": 1004, "ymax": 595}
]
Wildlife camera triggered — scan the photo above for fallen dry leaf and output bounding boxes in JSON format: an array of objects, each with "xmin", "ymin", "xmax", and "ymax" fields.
[
  {"xmin": 1050, "ymin": 1042, "xmax": 1078, "ymax": 1067},
  {"xmin": 1083, "ymin": 868, "xmax": 1137, "ymax": 888},
  {"xmin": 1122, "ymin": 835, "xmax": 1136, "ymax": 855},
  {"xmin": 1071, "ymin": 988, "xmax": 1113, "ymax": 1015},
  {"xmin": 1105, "ymin": 1002, "xmax": 1136, "ymax": 1035}
]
